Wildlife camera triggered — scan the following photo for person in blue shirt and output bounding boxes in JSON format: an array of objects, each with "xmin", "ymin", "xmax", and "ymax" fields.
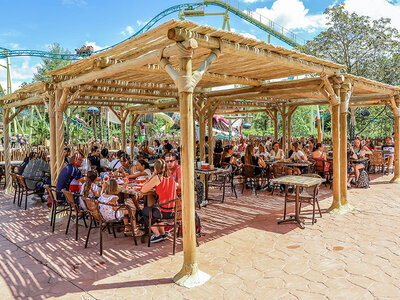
[{"xmin": 56, "ymin": 153, "xmax": 85, "ymax": 204}]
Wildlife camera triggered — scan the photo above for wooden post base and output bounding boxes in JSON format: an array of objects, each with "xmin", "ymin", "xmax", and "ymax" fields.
[
  {"xmin": 389, "ymin": 176, "xmax": 400, "ymax": 183},
  {"xmin": 173, "ymin": 264, "xmax": 210, "ymax": 288},
  {"xmin": 328, "ymin": 202, "xmax": 353, "ymax": 215}
]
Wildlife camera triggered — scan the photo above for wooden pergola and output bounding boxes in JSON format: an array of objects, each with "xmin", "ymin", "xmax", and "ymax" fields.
[{"xmin": 1, "ymin": 19, "xmax": 399, "ymax": 287}]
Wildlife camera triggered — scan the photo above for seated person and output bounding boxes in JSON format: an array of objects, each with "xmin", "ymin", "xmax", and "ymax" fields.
[
  {"xmin": 221, "ymin": 145, "xmax": 236, "ymax": 166},
  {"xmin": 110, "ymin": 150, "xmax": 125, "ymax": 170},
  {"xmin": 18, "ymin": 152, "xmax": 36, "ymax": 175},
  {"xmin": 99, "ymin": 148, "xmax": 111, "ymax": 172},
  {"xmin": 125, "ymin": 159, "xmax": 152, "ymax": 179},
  {"xmin": 88, "ymin": 145, "xmax": 101, "ymax": 171},
  {"xmin": 289, "ymin": 142, "xmax": 308, "ymax": 174},
  {"xmin": 80, "ymin": 170, "xmax": 101, "ymax": 211},
  {"xmin": 141, "ymin": 159, "xmax": 177, "ymax": 243},
  {"xmin": 56, "ymin": 154, "xmax": 85, "ymax": 204},
  {"xmin": 98, "ymin": 179, "xmax": 139, "ymax": 235},
  {"xmin": 241, "ymin": 144, "xmax": 266, "ymax": 183},
  {"xmin": 270, "ymin": 142, "xmax": 285, "ymax": 160},
  {"xmin": 214, "ymin": 140, "xmax": 224, "ymax": 154},
  {"xmin": 64, "ymin": 147, "xmax": 71, "ymax": 164},
  {"xmin": 382, "ymin": 136, "xmax": 395, "ymax": 168},
  {"xmin": 165, "ymin": 152, "xmax": 181, "ymax": 195},
  {"xmin": 347, "ymin": 144, "xmax": 362, "ymax": 187},
  {"xmin": 22, "ymin": 151, "xmax": 50, "ymax": 196},
  {"xmin": 115, "ymin": 154, "xmax": 133, "ymax": 176}
]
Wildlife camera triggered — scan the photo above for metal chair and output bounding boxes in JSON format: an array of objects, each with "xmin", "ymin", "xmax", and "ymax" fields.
[
  {"xmin": 62, "ymin": 189, "xmax": 88, "ymax": 241},
  {"xmin": 44, "ymin": 185, "xmax": 69, "ymax": 232},
  {"xmin": 16, "ymin": 175, "xmax": 37, "ymax": 209},
  {"xmin": 10, "ymin": 172, "xmax": 21, "ymax": 204}
]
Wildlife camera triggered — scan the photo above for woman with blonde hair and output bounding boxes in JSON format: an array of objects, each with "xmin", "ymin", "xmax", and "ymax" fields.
[{"xmin": 141, "ymin": 159, "xmax": 177, "ymax": 243}]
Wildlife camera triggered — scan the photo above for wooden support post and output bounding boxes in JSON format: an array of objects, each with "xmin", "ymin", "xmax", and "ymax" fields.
[
  {"xmin": 287, "ymin": 106, "xmax": 297, "ymax": 151},
  {"xmin": 3, "ymin": 108, "xmax": 12, "ymax": 193},
  {"xmin": 121, "ymin": 118, "xmax": 126, "ymax": 152},
  {"xmin": 328, "ymin": 84, "xmax": 341, "ymax": 213},
  {"xmin": 281, "ymin": 106, "xmax": 287, "ymax": 154},
  {"xmin": 316, "ymin": 105, "xmax": 322, "ymax": 143},
  {"xmin": 198, "ymin": 111, "xmax": 206, "ymax": 162},
  {"xmin": 164, "ymin": 39, "xmax": 216, "ymax": 287},
  {"xmin": 273, "ymin": 110, "xmax": 278, "ymax": 142},
  {"xmin": 390, "ymin": 97, "xmax": 400, "ymax": 183},
  {"xmin": 48, "ymin": 93, "xmax": 57, "ymax": 186},
  {"xmin": 207, "ymin": 111, "xmax": 214, "ymax": 166},
  {"xmin": 55, "ymin": 89, "xmax": 67, "ymax": 178},
  {"xmin": 339, "ymin": 85, "xmax": 352, "ymax": 210},
  {"xmin": 130, "ymin": 112, "xmax": 136, "ymax": 159}
]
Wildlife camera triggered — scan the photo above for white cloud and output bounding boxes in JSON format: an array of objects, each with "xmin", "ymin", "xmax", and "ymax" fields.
[
  {"xmin": 344, "ymin": 0, "xmax": 400, "ymax": 32},
  {"xmin": 0, "ymin": 57, "xmax": 40, "ymax": 92},
  {"xmin": 239, "ymin": 32, "xmax": 259, "ymax": 40},
  {"xmin": 121, "ymin": 25, "xmax": 135, "ymax": 36},
  {"xmin": 247, "ymin": 0, "xmax": 327, "ymax": 33},
  {"xmin": 242, "ymin": 0, "xmax": 266, "ymax": 3},
  {"xmin": 8, "ymin": 43, "xmax": 19, "ymax": 49},
  {"xmin": 137, "ymin": 20, "xmax": 148, "ymax": 27},
  {"xmin": 61, "ymin": 0, "xmax": 87, "ymax": 6},
  {"xmin": 0, "ymin": 80, "xmax": 25, "ymax": 93},
  {"xmin": 84, "ymin": 41, "xmax": 107, "ymax": 51}
]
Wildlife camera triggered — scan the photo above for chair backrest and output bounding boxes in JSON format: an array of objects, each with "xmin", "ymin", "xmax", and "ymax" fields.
[
  {"xmin": 62, "ymin": 189, "xmax": 79, "ymax": 210},
  {"xmin": 44, "ymin": 185, "xmax": 58, "ymax": 205},
  {"xmin": 10, "ymin": 173, "xmax": 20, "ymax": 188},
  {"xmin": 213, "ymin": 153, "xmax": 222, "ymax": 167},
  {"xmin": 370, "ymin": 151, "xmax": 383, "ymax": 165},
  {"xmin": 82, "ymin": 196, "xmax": 104, "ymax": 222},
  {"xmin": 313, "ymin": 158, "xmax": 325, "ymax": 173},
  {"xmin": 272, "ymin": 164, "xmax": 286, "ymax": 178},
  {"xmin": 243, "ymin": 164, "xmax": 256, "ymax": 177},
  {"xmin": 301, "ymin": 174, "xmax": 322, "ymax": 196},
  {"xmin": 174, "ymin": 198, "xmax": 182, "ymax": 222},
  {"xmin": 16, "ymin": 175, "xmax": 28, "ymax": 190}
]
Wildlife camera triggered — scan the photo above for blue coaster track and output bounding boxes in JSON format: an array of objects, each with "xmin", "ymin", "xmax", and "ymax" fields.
[{"xmin": 0, "ymin": 1, "xmax": 304, "ymax": 61}]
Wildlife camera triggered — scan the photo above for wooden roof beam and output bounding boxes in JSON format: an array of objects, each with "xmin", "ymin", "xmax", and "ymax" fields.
[
  {"xmin": 168, "ymin": 27, "xmax": 343, "ymax": 76},
  {"xmin": 2, "ymin": 95, "xmax": 44, "ymax": 109}
]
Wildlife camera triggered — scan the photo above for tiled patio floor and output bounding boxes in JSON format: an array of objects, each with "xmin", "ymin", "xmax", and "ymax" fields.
[{"xmin": 0, "ymin": 174, "xmax": 399, "ymax": 299}]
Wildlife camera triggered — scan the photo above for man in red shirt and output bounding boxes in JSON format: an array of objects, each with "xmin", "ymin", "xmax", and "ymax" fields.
[{"xmin": 165, "ymin": 152, "xmax": 181, "ymax": 195}]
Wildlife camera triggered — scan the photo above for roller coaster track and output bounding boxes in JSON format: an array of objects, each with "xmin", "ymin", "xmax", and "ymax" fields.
[{"xmin": 0, "ymin": 0, "xmax": 305, "ymax": 61}]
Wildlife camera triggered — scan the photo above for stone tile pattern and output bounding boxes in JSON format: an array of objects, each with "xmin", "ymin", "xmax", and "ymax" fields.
[{"xmin": 0, "ymin": 174, "xmax": 398, "ymax": 299}]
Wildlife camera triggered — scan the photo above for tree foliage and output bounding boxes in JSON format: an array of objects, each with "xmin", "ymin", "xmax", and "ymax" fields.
[
  {"xmin": 33, "ymin": 43, "xmax": 72, "ymax": 82},
  {"xmin": 301, "ymin": 4, "xmax": 400, "ymax": 85}
]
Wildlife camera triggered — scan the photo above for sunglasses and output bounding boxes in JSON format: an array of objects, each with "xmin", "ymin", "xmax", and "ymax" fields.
[{"xmin": 165, "ymin": 159, "xmax": 175, "ymax": 163}]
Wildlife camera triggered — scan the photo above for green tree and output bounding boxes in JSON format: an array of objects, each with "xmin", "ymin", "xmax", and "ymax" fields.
[
  {"xmin": 33, "ymin": 43, "xmax": 72, "ymax": 82},
  {"xmin": 301, "ymin": 4, "xmax": 400, "ymax": 138}
]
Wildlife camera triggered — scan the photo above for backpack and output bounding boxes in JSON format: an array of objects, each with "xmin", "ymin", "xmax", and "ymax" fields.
[
  {"xmin": 18, "ymin": 157, "xmax": 30, "ymax": 175},
  {"xmin": 179, "ymin": 212, "xmax": 202, "ymax": 236},
  {"xmin": 357, "ymin": 169, "xmax": 370, "ymax": 189}
]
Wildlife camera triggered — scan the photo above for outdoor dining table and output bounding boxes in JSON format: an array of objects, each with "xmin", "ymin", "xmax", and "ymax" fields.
[
  {"xmin": 271, "ymin": 175, "xmax": 325, "ymax": 229},
  {"xmin": 194, "ymin": 168, "xmax": 230, "ymax": 203}
]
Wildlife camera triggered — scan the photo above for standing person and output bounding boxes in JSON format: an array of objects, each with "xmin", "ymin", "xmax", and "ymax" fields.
[
  {"xmin": 126, "ymin": 140, "xmax": 131, "ymax": 157},
  {"xmin": 56, "ymin": 153, "xmax": 85, "ymax": 204},
  {"xmin": 214, "ymin": 140, "xmax": 223, "ymax": 154},
  {"xmin": 88, "ymin": 145, "xmax": 101, "ymax": 171},
  {"xmin": 141, "ymin": 159, "xmax": 177, "ymax": 243}
]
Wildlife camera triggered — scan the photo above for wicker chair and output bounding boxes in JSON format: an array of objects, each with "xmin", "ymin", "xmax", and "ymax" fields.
[
  {"xmin": 147, "ymin": 198, "xmax": 190, "ymax": 254},
  {"xmin": 62, "ymin": 189, "xmax": 88, "ymax": 241},
  {"xmin": 10, "ymin": 172, "xmax": 21, "ymax": 204},
  {"xmin": 44, "ymin": 185, "xmax": 70, "ymax": 232},
  {"xmin": 221, "ymin": 163, "xmax": 243, "ymax": 199},
  {"xmin": 82, "ymin": 196, "xmax": 137, "ymax": 256},
  {"xmin": 369, "ymin": 151, "xmax": 388, "ymax": 173}
]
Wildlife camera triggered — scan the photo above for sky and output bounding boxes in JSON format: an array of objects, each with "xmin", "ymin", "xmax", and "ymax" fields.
[{"xmin": 1, "ymin": 0, "xmax": 400, "ymax": 92}]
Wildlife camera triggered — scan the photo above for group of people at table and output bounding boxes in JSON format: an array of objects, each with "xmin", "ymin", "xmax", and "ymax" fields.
[{"xmin": 15, "ymin": 134, "xmax": 395, "ymax": 242}]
